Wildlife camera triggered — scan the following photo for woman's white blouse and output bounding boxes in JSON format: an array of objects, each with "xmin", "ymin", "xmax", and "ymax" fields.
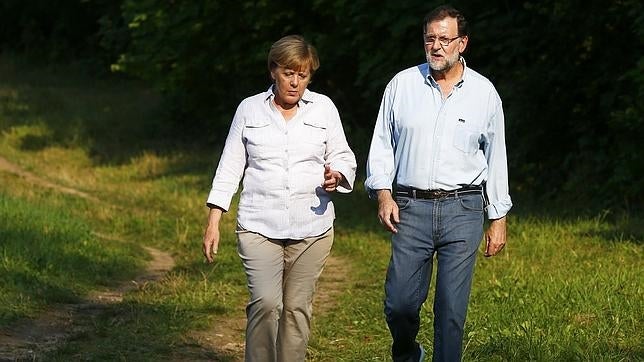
[{"xmin": 206, "ymin": 86, "xmax": 357, "ymax": 239}]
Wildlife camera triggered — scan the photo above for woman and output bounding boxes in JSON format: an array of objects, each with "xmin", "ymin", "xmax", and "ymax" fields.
[{"xmin": 202, "ymin": 35, "xmax": 356, "ymax": 362}]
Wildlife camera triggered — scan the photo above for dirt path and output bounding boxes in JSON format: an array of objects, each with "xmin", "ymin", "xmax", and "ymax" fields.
[
  {"xmin": 0, "ymin": 156, "xmax": 175, "ymax": 361},
  {"xmin": 0, "ymin": 240, "xmax": 176, "ymax": 361},
  {"xmin": 0, "ymin": 155, "xmax": 351, "ymax": 361},
  {"xmin": 0, "ymin": 155, "xmax": 99, "ymax": 202}
]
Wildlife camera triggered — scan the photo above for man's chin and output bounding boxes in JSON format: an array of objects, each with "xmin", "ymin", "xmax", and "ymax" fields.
[{"xmin": 428, "ymin": 62, "xmax": 446, "ymax": 72}]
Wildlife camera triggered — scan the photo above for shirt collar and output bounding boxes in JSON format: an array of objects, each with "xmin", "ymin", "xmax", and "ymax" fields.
[
  {"xmin": 264, "ymin": 85, "xmax": 314, "ymax": 107},
  {"xmin": 426, "ymin": 56, "xmax": 467, "ymax": 88}
]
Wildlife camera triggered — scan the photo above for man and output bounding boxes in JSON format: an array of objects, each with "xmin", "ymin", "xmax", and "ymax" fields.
[{"xmin": 365, "ymin": 5, "xmax": 512, "ymax": 362}]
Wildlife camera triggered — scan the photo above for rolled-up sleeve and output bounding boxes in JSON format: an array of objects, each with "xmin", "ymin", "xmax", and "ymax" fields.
[
  {"xmin": 484, "ymin": 95, "xmax": 512, "ymax": 219},
  {"xmin": 206, "ymin": 103, "xmax": 247, "ymax": 211},
  {"xmin": 365, "ymin": 82, "xmax": 396, "ymax": 198},
  {"xmin": 324, "ymin": 99, "xmax": 357, "ymax": 193}
]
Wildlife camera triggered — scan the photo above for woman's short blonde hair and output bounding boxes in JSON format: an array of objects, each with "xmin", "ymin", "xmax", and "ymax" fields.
[{"xmin": 268, "ymin": 35, "xmax": 320, "ymax": 75}]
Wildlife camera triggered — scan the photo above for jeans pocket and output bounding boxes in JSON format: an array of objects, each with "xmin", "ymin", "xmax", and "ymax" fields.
[
  {"xmin": 395, "ymin": 196, "xmax": 412, "ymax": 210},
  {"xmin": 459, "ymin": 194, "xmax": 484, "ymax": 212}
]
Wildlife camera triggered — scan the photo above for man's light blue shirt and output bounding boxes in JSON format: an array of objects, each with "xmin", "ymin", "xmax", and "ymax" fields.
[{"xmin": 365, "ymin": 59, "xmax": 512, "ymax": 219}]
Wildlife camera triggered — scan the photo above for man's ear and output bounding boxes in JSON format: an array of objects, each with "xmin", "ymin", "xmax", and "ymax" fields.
[{"xmin": 458, "ymin": 35, "xmax": 469, "ymax": 54}]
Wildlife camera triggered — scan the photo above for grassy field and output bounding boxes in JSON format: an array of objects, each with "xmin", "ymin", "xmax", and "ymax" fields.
[{"xmin": 0, "ymin": 56, "xmax": 642, "ymax": 361}]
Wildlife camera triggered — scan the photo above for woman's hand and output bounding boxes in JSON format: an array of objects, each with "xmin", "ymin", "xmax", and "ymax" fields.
[
  {"xmin": 322, "ymin": 164, "xmax": 343, "ymax": 192},
  {"xmin": 203, "ymin": 207, "xmax": 223, "ymax": 263}
]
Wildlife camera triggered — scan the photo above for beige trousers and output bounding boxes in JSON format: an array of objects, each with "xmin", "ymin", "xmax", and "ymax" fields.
[{"xmin": 237, "ymin": 227, "xmax": 334, "ymax": 362}]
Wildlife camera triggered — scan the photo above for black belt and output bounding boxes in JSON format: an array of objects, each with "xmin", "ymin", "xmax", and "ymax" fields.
[{"xmin": 395, "ymin": 185, "xmax": 482, "ymax": 200}]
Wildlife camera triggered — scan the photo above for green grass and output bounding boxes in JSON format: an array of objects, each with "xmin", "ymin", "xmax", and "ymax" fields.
[
  {"xmin": 0, "ymin": 55, "xmax": 249, "ymax": 360},
  {"xmin": 0, "ymin": 190, "xmax": 144, "ymax": 324},
  {"xmin": 307, "ymin": 192, "xmax": 643, "ymax": 361},
  {"xmin": 0, "ymin": 55, "xmax": 642, "ymax": 361}
]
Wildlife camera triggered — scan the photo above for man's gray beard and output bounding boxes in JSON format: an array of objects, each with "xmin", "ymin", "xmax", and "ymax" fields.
[
  {"xmin": 426, "ymin": 53, "xmax": 459, "ymax": 72},
  {"xmin": 428, "ymin": 60, "xmax": 447, "ymax": 72}
]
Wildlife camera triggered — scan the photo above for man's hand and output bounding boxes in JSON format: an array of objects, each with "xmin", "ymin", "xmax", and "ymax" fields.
[
  {"xmin": 203, "ymin": 207, "xmax": 223, "ymax": 263},
  {"xmin": 377, "ymin": 189, "xmax": 399, "ymax": 233},
  {"xmin": 322, "ymin": 164, "xmax": 343, "ymax": 192},
  {"xmin": 485, "ymin": 216, "xmax": 507, "ymax": 257}
]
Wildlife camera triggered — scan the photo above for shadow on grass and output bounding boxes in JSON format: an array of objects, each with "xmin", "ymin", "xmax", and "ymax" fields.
[
  {"xmin": 1, "ymin": 269, "xmax": 80, "ymax": 306},
  {"xmin": 0, "ymin": 55, "xmax": 221, "ymax": 172},
  {"xmin": 0, "ymin": 193, "xmax": 143, "ymax": 326},
  {"xmin": 510, "ymin": 192, "xmax": 643, "ymax": 245},
  {"xmin": 48, "ymin": 300, "xmax": 239, "ymax": 361}
]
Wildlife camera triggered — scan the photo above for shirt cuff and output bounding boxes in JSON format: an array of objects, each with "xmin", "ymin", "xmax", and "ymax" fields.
[
  {"xmin": 485, "ymin": 198, "xmax": 513, "ymax": 219},
  {"xmin": 205, "ymin": 190, "xmax": 234, "ymax": 212},
  {"xmin": 333, "ymin": 165, "xmax": 356, "ymax": 193}
]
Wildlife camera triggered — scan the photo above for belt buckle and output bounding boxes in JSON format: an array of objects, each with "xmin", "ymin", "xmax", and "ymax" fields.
[{"xmin": 430, "ymin": 190, "xmax": 449, "ymax": 198}]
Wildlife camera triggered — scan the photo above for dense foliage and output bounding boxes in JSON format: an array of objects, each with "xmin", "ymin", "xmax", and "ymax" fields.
[
  {"xmin": 0, "ymin": 0, "xmax": 120, "ymax": 62},
  {"xmin": 1, "ymin": 0, "xmax": 642, "ymax": 208}
]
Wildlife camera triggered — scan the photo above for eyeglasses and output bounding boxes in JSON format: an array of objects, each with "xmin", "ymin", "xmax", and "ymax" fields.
[{"xmin": 423, "ymin": 35, "xmax": 461, "ymax": 47}]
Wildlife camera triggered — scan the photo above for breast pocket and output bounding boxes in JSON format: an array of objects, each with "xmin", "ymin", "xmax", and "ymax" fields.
[
  {"xmin": 302, "ymin": 120, "xmax": 328, "ymax": 144},
  {"xmin": 300, "ymin": 120, "xmax": 327, "ymax": 158},
  {"xmin": 453, "ymin": 125, "xmax": 481, "ymax": 155},
  {"xmin": 243, "ymin": 119, "xmax": 276, "ymax": 160}
]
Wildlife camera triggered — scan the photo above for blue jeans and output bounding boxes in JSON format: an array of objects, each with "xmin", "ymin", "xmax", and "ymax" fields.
[{"xmin": 384, "ymin": 193, "xmax": 484, "ymax": 362}]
